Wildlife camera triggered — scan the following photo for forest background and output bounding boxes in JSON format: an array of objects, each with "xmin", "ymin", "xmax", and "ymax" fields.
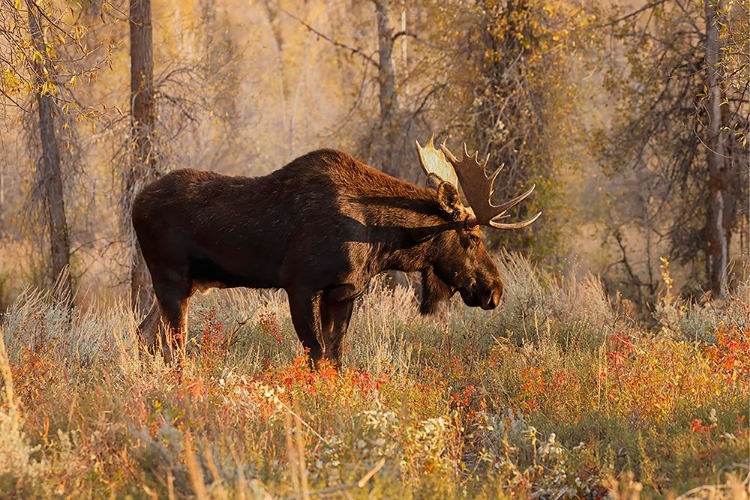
[{"xmin": 0, "ymin": 0, "xmax": 747, "ymax": 312}]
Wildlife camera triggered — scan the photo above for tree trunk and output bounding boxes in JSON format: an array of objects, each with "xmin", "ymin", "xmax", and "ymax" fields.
[
  {"xmin": 128, "ymin": 0, "xmax": 158, "ymax": 317},
  {"xmin": 704, "ymin": 0, "xmax": 732, "ymax": 298},
  {"xmin": 27, "ymin": 1, "xmax": 72, "ymax": 302},
  {"xmin": 373, "ymin": 0, "xmax": 400, "ymax": 177},
  {"xmin": 0, "ymin": 162, "xmax": 5, "ymax": 230}
]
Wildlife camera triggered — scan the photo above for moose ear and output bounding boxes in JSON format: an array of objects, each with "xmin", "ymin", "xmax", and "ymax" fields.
[
  {"xmin": 425, "ymin": 173, "xmax": 443, "ymax": 190},
  {"xmin": 436, "ymin": 181, "xmax": 464, "ymax": 221}
]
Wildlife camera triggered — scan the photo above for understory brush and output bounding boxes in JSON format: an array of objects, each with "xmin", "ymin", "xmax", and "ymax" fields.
[{"xmin": 0, "ymin": 254, "xmax": 748, "ymax": 498}]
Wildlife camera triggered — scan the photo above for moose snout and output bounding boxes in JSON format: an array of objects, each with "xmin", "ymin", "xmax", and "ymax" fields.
[
  {"xmin": 482, "ymin": 289, "xmax": 501, "ymax": 310},
  {"xmin": 459, "ymin": 278, "xmax": 503, "ymax": 310},
  {"xmin": 481, "ymin": 280, "xmax": 503, "ymax": 310}
]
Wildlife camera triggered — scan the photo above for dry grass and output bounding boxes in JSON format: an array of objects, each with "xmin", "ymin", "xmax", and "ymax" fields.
[{"xmin": 0, "ymin": 254, "xmax": 748, "ymax": 498}]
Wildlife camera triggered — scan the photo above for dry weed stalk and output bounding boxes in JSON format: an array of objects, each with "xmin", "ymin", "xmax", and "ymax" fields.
[
  {"xmin": 0, "ymin": 326, "xmax": 18, "ymax": 424},
  {"xmin": 285, "ymin": 400, "xmax": 310, "ymax": 500},
  {"xmin": 184, "ymin": 430, "xmax": 208, "ymax": 499}
]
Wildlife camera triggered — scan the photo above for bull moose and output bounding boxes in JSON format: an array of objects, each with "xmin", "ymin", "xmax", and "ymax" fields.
[{"xmin": 132, "ymin": 138, "xmax": 540, "ymax": 367}]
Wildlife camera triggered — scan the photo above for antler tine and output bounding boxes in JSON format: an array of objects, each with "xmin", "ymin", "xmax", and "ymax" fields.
[
  {"xmin": 490, "ymin": 211, "xmax": 542, "ymax": 230},
  {"xmin": 488, "ymin": 184, "xmax": 537, "ymax": 220},
  {"xmin": 440, "ymin": 142, "xmax": 540, "ymax": 230},
  {"xmin": 487, "ymin": 162, "xmax": 503, "ymax": 200},
  {"xmin": 462, "ymin": 143, "xmax": 500, "ymax": 198},
  {"xmin": 462, "ymin": 143, "xmax": 491, "ymax": 172}
]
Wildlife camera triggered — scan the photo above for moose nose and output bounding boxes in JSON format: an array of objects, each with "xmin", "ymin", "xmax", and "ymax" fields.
[{"xmin": 483, "ymin": 290, "xmax": 500, "ymax": 310}]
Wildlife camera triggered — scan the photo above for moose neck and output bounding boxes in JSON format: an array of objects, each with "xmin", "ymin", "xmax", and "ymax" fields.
[
  {"xmin": 380, "ymin": 239, "xmax": 437, "ymax": 273},
  {"xmin": 358, "ymin": 196, "xmax": 458, "ymax": 275},
  {"xmin": 339, "ymin": 167, "xmax": 461, "ymax": 276}
]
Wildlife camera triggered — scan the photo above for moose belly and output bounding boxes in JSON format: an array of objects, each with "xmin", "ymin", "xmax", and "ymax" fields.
[
  {"xmin": 188, "ymin": 250, "xmax": 283, "ymax": 290},
  {"xmin": 193, "ymin": 280, "xmax": 227, "ymax": 295}
]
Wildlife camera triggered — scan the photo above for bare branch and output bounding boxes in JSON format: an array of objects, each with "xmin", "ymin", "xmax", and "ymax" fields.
[
  {"xmin": 278, "ymin": 7, "xmax": 379, "ymax": 69},
  {"xmin": 604, "ymin": 0, "xmax": 670, "ymax": 27},
  {"xmin": 0, "ymin": 89, "xmax": 29, "ymax": 113}
]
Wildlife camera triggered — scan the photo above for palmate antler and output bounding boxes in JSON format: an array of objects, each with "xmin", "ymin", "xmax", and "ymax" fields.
[
  {"xmin": 416, "ymin": 136, "xmax": 541, "ymax": 229},
  {"xmin": 415, "ymin": 136, "xmax": 457, "ymax": 187}
]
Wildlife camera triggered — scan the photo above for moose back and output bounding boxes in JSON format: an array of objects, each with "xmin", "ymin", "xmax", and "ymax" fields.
[{"xmin": 132, "ymin": 145, "xmax": 538, "ymax": 367}]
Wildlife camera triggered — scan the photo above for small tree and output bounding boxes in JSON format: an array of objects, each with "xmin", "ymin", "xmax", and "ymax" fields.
[
  {"xmin": 436, "ymin": 0, "xmax": 601, "ymax": 260},
  {"xmin": 599, "ymin": 0, "xmax": 749, "ymax": 301},
  {"xmin": 371, "ymin": 0, "xmax": 401, "ymax": 177},
  {"xmin": 26, "ymin": 0, "xmax": 71, "ymax": 301},
  {"xmin": 1, "ymin": 1, "xmax": 111, "ymax": 301}
]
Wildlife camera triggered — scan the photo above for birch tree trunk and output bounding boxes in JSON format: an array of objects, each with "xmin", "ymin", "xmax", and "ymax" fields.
[
  {"xmin": 27, "ymin": 1, "xmax": 72, "ymax": 302},
  {"xmin": 704, "ymin": 0, "xmax": 733, "ymax": 298},
  {"xmin": 128, "ymin": 0, "xmax": 158, "ymax": 317}
]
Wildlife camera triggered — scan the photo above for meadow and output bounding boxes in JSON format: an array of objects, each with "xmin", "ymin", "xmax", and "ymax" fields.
[{"xmin": 0, "ymin": 254, "xmax": 748, "ymax": 499}]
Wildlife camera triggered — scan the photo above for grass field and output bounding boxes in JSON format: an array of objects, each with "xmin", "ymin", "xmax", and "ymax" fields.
[{"xmin": 0, "ymin": 254, "xmax": 748, "ymax": 499}]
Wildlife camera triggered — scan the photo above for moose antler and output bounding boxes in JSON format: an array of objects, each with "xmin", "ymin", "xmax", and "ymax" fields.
[
  {"xmin": 441, "ymin": 144, "xmax": 541, "ymax": 229},
  {"xmin": 415, "ymin": 135, "xmax": 457, "ymax": 187},
  {"xmin": 416, "ymin": 137, "xmax": 541, "ymax": 229}
]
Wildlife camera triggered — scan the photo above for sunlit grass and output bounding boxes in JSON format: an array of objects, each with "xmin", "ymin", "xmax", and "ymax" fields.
[{"xmin": 0, "ymin": 255, "xmax": 748, "ymax": 498}]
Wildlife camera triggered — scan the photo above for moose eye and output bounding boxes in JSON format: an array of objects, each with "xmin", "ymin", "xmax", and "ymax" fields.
[{"xmin": 468, "ymin": 233, "xmax": 481, "ymax": 246}]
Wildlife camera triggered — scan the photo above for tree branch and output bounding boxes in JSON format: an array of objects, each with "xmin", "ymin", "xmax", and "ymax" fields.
[
  {"xmin": 603, "ymin": 0, "xmax": 670, "ymax": 27},
  {"xmin": 279, "ymin": 7, "xmax": 379, "ymax": 69}
]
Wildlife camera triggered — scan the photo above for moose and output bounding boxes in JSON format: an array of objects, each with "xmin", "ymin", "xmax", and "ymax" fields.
[{"xmin": 132, "ymin": 138, "xmax": 540, "ymax": 367}]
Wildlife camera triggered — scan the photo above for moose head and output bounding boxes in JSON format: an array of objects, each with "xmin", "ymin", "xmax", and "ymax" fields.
[{"xmin": 413, "ymin": 137, "xmax": 541, "ymax": 314}]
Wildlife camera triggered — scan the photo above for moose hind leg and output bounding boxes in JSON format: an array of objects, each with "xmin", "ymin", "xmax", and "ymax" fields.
[
  {"xmin": 137, "ymin": 298, "xmax": 161, "ymax": 352},
  {"xmin": 156, "ymin": 295, "xmax": 191, "ymax": 364},
  {"xmin": 151, "ymin": 271, "xmax": 192, "ymax": 364}
]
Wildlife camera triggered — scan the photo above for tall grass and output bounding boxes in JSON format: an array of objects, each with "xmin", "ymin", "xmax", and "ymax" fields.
[{"xmin": 0, "ymin": 254, "xmax": 748, "ymax": 498}]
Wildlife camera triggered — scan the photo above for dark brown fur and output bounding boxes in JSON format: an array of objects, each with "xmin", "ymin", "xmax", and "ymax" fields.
[{"xmin": 132, "ymin": 149, "xmax": 503, "ymax": 366}]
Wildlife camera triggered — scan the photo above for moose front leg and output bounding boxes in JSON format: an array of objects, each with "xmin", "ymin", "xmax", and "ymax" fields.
[
  {"xmin": 321, "ymin": 296, "xmax": 355, "ymax": 370},
  {"xmin": 287, "ymin": 287, "xmax": 324, "ymax": 366}
]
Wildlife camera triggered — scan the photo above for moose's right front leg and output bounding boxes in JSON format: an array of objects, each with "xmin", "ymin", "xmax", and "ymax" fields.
[
  {"xmin": 286, "ymin": 287, "xmax": 324, "ymax": 365},
  {"xmin": 321, "ymin": 297, "xmax": 355, "ymax": 370}
]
